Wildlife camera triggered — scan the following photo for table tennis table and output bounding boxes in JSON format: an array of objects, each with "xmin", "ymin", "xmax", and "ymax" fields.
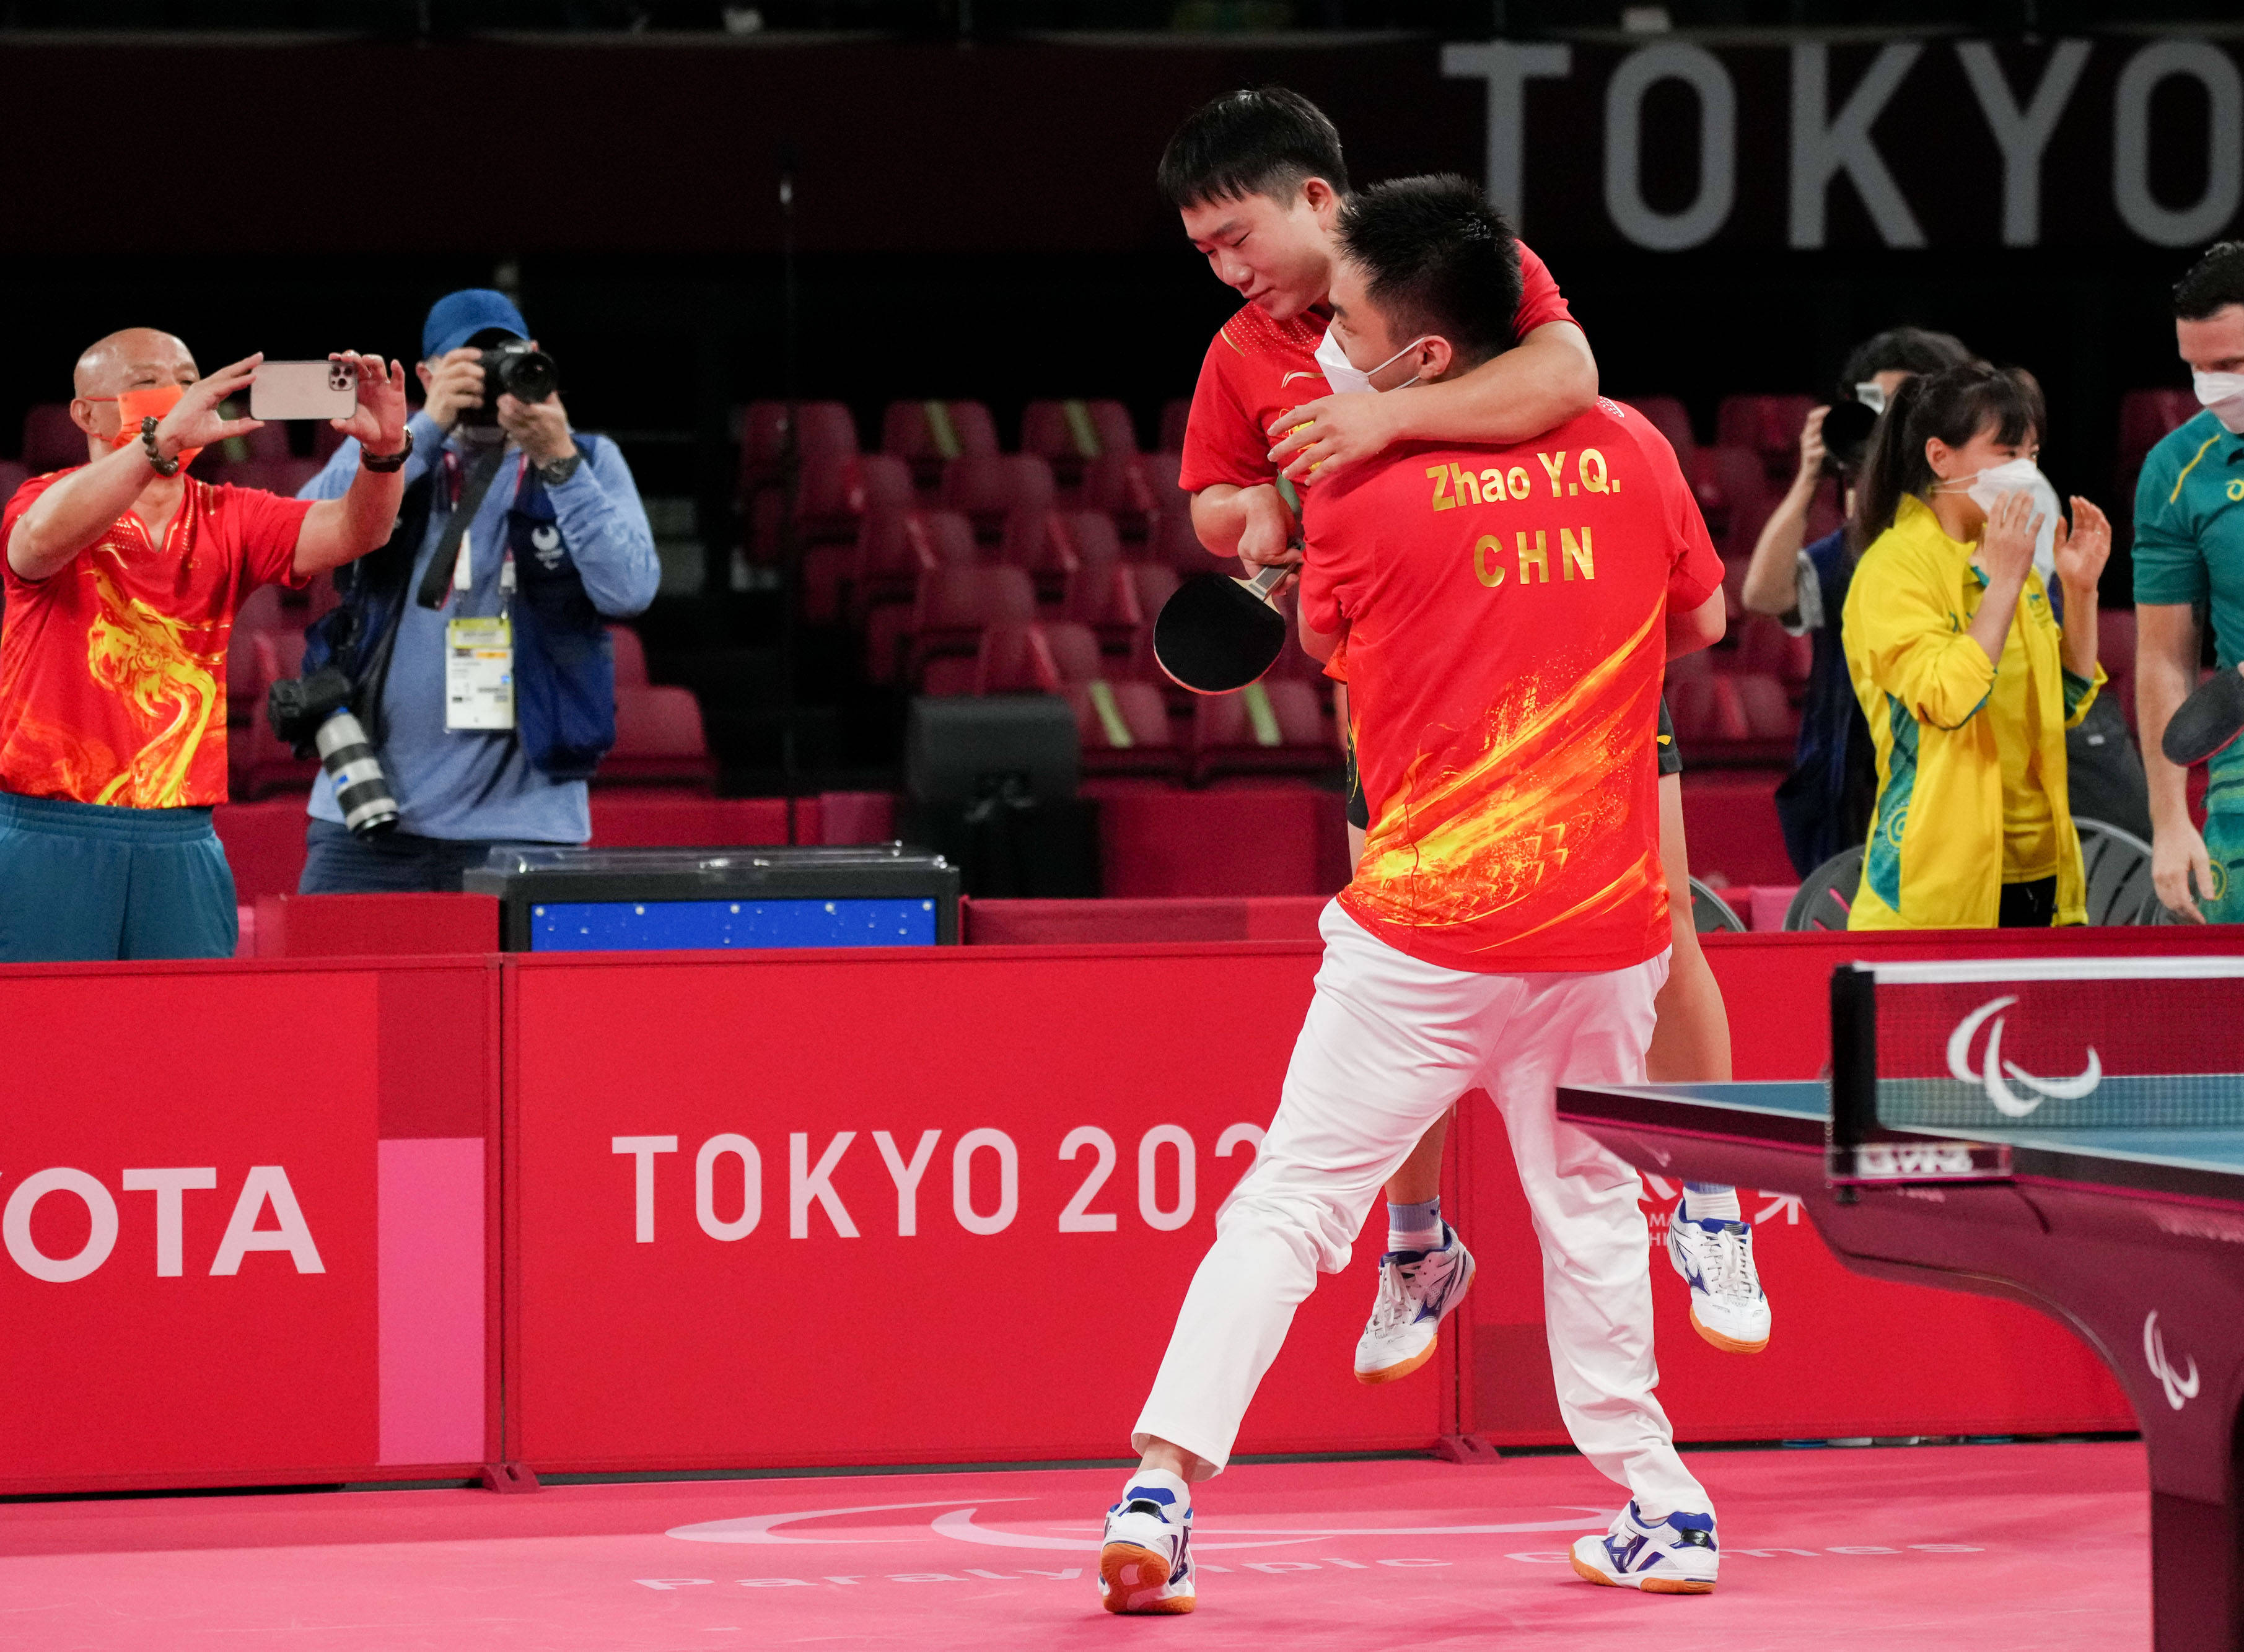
[{"xmin": 1557, "ymin": 956, "xmax": 2244, "ymax": 1652}]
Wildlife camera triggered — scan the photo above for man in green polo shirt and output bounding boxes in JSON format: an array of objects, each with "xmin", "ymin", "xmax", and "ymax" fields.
[{"xmin": 2137, "ymin": 240, "xmax": 2244, "ymax": 920}]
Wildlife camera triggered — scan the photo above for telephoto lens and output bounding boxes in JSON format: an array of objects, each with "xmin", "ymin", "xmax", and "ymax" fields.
[{"xmin": 315, "ymin": 710, "xmax": 401, "ymax": 837}]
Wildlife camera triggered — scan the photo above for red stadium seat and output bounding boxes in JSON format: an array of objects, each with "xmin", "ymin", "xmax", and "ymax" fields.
[
  {"xmin": 1159, "ymin": 397, "xmax": 1192, "ymax": 455},
  {"xmin": 602, "ymin": 686, "xmax": 716, "ymax": 786},
  {"xmin": 234, "ymin": 631, "xmax": 320, "ymax": 798},
  {"xmin": 1665, "ymin": 673, "xmax": 1751, "ymax": 745},
  {"xmin": 608, "ymin": 624, "xmax": 649, "ymax": 688},
  {"xmin": 1115, "ymin": 562, "xmax": 1181, "ymax": 667},
  {"xmin": 739, "ymin": 399, "xmax": 859, "ymax": 499},
  {"xmin": 1715, "ymin": 393, "xmax": 1817, "ymax": 483},
  {"xmin": 965, "ymin": 621, "xmax": 1063, "ymax": 696},
  {"xmin": 1066, "ymin": 680, "xmax": 1184, "ymax": 778},
  {"xmin": 21, "ymin": 403, "xmax": 82, "ymax": 473},
  {"xmin": 940, "ymin": 453, "xmax": 1056, "ymax": 542},
  {"xmin": 1667, "ymin": 672, "xmax": 1795, "ymax": 764},
  {"xmin": 883, "ymin": 399, "xmax": 1001, "ymax": 492},
  {"xmin": 1061, "ymin": 557, "xmax": 1150, "ymax": 653},
  {"xmin": 2116, "ymin": 387, "xmax": 2202, "ymax": 508},
  {"xmin": 1620, "ymin": 395, "xmax": 1697, "ymax": 465},
  {"xmin": 1037, "ymin": 620, "xmax": 1111, "ymax": 686},
  {"xmin": 1694, "ymin": 445, "xmax": 1777, "ymax": 559},
  {"xmin": 2098, "ymin": 606, "xmax": 2138, "ymax": 730},
  {"xmin": 1733, "ymin": 614, "xmax": 1813, "ymax": 686},
  {"xmin": 1191, "ymin": 678, "xmax": 1334, "ymax": 782},
  {"xmin": 1020, "ymin": 399, "xmax": 1139, "ymax": 492},
  {"xmin": 906, "ymin": 564, "xmax": 1038, "ymax": 689},
  {"xmin": 1732, "ymin": 671, "xmax": 1799, "ymax": 743},
  {"xmin": 1082, "ymin": 450, "xmax": 1159, "ymax": 540},
  {"xmin": 751, "ymin": 450, "xmax": 911, "ymax": 564},
  {"xmin": 1047, "ymin": 509, "xmax": 1123, "ymax": 586}
]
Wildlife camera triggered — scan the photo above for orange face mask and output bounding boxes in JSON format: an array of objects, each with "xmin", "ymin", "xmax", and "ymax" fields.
[{"xmin": 107, "ymin": 384, "xmax": 201, "ymax": 471}]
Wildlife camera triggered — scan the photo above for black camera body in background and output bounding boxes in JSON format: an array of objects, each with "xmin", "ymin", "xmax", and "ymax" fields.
[{"xmin": 463, "ymin": 339, "xmax": 560, "ymax": 424}]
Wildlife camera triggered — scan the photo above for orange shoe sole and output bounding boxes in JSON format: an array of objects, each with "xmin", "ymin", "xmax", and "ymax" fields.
[
  {"xmin": 1100, "ymin": 1543, "xmax": 1196, "ymax": 1615},
  {"xmin": 1355, "ymin": 1335, "xmax": 1438, "ymax": 1386},
  {"xmin": 1689, "ymin": 1306, "xmax": 1769, "ymax": 1355},
  {"xmin": 1570, "ymin": 1554, "xmax": 1714, "ymax": 1594}
]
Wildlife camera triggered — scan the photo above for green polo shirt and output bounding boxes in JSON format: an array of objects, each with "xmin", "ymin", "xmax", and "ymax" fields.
[{"xmin": 2134, "ymin": 409, "xmax": 2244, "ymax": 813}]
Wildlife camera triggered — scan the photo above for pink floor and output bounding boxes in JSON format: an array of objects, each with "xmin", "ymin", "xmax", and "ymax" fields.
[{"xmin": 0, "ymin": 1444, "xmax": 2145, "ymax": 1651}]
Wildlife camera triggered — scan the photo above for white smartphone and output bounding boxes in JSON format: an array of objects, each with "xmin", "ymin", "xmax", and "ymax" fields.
[{"xmin": 249, "ymin": 360, "xmax": 359, "ymax": 422}]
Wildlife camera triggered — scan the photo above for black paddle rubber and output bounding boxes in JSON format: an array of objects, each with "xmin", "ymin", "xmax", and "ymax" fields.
[
  {"xmin": 1152, "ymin": 572, "xmax": 1289, "ymax": 694},
  {"xmin": 2163, "ymin": 668, "xmax": 2244, "ymax": 766}
]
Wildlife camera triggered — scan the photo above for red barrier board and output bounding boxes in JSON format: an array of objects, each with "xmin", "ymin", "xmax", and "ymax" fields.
[
  {"xmin": 0, "ymin": 957, "xmax": 499, "ymax": 1497},
  {"xmin": 501, "ymin": 943, "xmax": 1445, "ymax": 1473}
]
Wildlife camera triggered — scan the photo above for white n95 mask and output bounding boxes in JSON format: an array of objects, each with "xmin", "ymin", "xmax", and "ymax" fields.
[
  {"xmin": 1951, "ymin": 457, "xmax": 2060, "ymax": 580},
  {"xmin": 2193, "ymin": 370, "xmax": 2244, "ymax": 435},
  {"xmin": 1313, "ymin": 326, "xmax": 1425, "ymax": 397}
]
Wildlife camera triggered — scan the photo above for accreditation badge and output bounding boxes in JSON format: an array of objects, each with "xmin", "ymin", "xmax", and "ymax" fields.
[{"xmin": 445, "ymin": 614, "xmax": 515, "ymax": 731}]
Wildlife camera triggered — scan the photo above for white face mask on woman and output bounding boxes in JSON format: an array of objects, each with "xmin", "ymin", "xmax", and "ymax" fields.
[
  {"xmin": 2194, "ymin": 370, "xmax": 2244, "ymax": 435},
  {"xmin": 1942, "ymin": 456, "xmax": 2059, "ymax": 580},
  {"xmin": 1313, "ymin": 325, "xmax": 1426, "ymax": 396}
]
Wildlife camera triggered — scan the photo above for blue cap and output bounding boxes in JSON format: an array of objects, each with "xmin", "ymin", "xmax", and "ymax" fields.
[{"xmin": 421, "ymin": 289, "xmax": 528, "ymax": 360}]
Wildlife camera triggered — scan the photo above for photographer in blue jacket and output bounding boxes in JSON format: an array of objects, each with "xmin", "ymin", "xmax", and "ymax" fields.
[{"xmin": 292, "ymin": 289, "xmax": 660, "ymax": 891}]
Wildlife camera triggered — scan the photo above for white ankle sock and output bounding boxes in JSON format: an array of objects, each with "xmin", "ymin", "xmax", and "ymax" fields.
[
  {"xmin": 1681, "ymin": 1184, "xmax": 1742, "ymax": 1223},
  {"xmin": 1122, "ymin": 1467, "xmax": 1191, "ymax": 1513},
  {"xmin": 1387, "ymin": 1196, "xmax": 1443, "ymax": 1253}
]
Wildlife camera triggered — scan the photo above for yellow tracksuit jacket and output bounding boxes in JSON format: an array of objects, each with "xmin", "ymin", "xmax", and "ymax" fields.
[{"xmin": 1841, "ymin": 494, "xmax": 2103, "ymax": 929}]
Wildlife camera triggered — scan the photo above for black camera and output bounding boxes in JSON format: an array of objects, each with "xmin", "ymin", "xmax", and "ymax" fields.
[
  {"xmin": 1820, "ymin": 398, "xmax": 1880, "ymax": 479},
  {"xmin": 267, "ymin": 666, "xmax": 400, "ymax": 838},
  {"xmin": 463, "ymin": 339, "xmax": 559, "ymax": 424}
]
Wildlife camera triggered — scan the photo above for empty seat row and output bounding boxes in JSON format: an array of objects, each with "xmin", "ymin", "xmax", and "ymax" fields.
[
  {"xmin": 912, "ymin": 613, "xmax": 1335, "ymax": 784},
  {"xmin": 227, "ymin": 619, "xmax": 711, "ymax": 798}
]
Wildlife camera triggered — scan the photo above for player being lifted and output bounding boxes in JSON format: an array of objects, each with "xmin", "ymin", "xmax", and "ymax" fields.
[
  {"xmin": 1099, "ymin": 174, "xmax": 1731, "ymax": 1614},
  {"xmin": 1156, "ymin": 87, "xmax": 1768, "ymax": 1387}
]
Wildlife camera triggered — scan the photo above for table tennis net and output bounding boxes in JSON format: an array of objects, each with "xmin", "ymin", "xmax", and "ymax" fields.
[{"xmin": 1852, "ymin": 956, "xmax": 2244, "ymax": 1132}]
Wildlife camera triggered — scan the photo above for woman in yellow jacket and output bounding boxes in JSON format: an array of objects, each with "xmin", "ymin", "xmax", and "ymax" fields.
[{"xmin": 1842, "ymin": 363, "xmax": 2113, "ymax": 929}]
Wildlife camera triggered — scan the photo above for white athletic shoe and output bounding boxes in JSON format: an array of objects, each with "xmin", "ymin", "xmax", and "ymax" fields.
[
  {"xmin": 1668, "ymin": 1205, "xmax": 1771, "ymax": 1354},
  {"xmin": 1354, "ymin": 1223, "xmax": 1477, "ymax": 1384},
  {"xmin": 1098, "ymin": 1481, "xmax": 1196, "ymax": 1615},
  {"xmin": 1570, "ymin": 1501, "xmax": 1720, "ymax": 1593}
]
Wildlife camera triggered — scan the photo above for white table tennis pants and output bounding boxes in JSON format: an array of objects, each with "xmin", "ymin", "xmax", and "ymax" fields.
[{"xmin": 1133, "ymin": 899, "xmax": 1707, "ymax": 1519}]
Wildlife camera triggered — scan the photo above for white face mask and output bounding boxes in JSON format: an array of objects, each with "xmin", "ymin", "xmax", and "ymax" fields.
[
  {"xmin": 1315, "ymin": 325, "xmax": 1425, "ymax": 396},
  {"xmin": 2193, "ymin": 369, "xmax": 2244, "ymax": 435},
  {"xmin": 1944, "ymin": 456, "xmax": 2059, "ymax": 579}
]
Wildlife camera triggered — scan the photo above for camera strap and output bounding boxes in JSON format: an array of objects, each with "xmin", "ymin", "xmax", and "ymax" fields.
[{"xmin": 416, "ymin": 445, "xmax": 508, "ymax": 610}]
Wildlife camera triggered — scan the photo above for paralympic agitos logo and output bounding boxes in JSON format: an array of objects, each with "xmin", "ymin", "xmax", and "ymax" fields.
[{"xmin": 1945, "ymin": 996, "xmax": 2102, "ymax": 1118}]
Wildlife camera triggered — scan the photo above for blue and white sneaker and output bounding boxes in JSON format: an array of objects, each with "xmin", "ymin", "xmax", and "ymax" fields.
[
  {"xmin": 1354, "ymin": 1223, "xmax": 1477, "ymax": 1384},
  {"xmin": 1570, "ymin": 1501, "xmax": 1719, "ymax": 1593},
  {"xmin": 1668, "ymin": 1205, "xmax": 1771, "ymax": 1354},
  {"xmin": 1098, "ymin": 1477, "xmax": 1196, "ymax": 1615}
]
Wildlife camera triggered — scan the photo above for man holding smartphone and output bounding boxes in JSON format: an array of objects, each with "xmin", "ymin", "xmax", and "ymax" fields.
[
  {"xmin": 294, "ymin": 289, "xmax": 660, "ymax": 893},
  {"xmin": 0, "ymin": 329, "xmax": 408, "ymax": 961}
]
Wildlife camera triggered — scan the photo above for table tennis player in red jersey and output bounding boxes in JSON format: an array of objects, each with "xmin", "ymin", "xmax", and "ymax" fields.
[
  {"xmin": 1154, "ymin": 87, "xmax": 1769, "ymax": 1394},
  {"xmin": 1097, "ymin": 175, "xmax": 1732, "ymax": 1614}
]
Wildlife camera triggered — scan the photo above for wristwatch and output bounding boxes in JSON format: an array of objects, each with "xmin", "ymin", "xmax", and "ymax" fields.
[
  {"xmin": 535, "ymin": 451, "xmax": 583, "ymax": 487},
  {"xmin": 360, "ymin": 429, "xmax": 415, "ymax": 473}
]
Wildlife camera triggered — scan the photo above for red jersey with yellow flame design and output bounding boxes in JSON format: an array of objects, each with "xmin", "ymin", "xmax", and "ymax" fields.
[
  {"xmin": 0, "ymin": 471, "xmax": 313, "ymax": 808},
  {"xmin": 1178, "ymin": 242, "xmax": 1575, "ymax": 494},
  {"xmin": 1300, "ymin": 398, "xmax": 1720, "ymax": 974}
]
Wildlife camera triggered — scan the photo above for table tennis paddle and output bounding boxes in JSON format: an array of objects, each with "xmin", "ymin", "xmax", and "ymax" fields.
[
  {"xmin": 1152, "ymin": 562, "xmax": 1291, "ymax": 694},
  {"xmin": 2162, "ymin": 666, "xmax": 2244, "ymax": 766}
]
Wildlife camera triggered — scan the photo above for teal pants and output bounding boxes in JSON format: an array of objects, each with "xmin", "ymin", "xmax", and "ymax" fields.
[{"xmin": 0, "ymin": 792, "xmax": 238, "ymax": 963}]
